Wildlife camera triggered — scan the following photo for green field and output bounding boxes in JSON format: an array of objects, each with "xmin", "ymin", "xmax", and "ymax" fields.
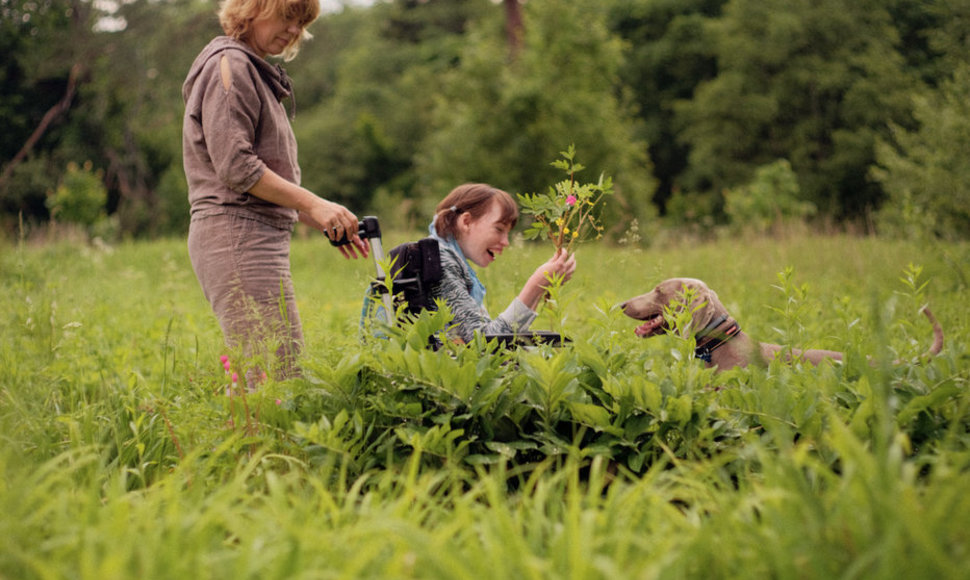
[{"xmin": 2, "ymin": 232, "xmax": 968, "ymax": 579}]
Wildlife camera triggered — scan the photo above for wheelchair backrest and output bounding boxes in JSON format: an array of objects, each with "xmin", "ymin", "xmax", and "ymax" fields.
[{"xmin": 386, "ymin": 237, "xmax": 442, "ymax": 315}]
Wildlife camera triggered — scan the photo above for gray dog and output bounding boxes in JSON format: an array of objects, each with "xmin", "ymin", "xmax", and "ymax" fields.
[{"xmin": 621, "ymin": 277, "xmax": 944, "ymax": 371}]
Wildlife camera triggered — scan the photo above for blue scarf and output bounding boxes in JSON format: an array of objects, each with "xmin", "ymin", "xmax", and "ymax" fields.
[{"xmin": 429, "ymin": 217, "xmax": 487, "ymax": 306}]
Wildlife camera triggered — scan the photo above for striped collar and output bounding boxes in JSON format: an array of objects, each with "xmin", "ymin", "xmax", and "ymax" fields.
[{"xmin": 694, "ymin": 314, "xmax": 741, "ymax": 363}]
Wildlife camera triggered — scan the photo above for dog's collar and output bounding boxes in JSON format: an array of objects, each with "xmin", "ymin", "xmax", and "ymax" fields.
[{"xmin": 695, "ymin": 315, "xmax": 741, "ymax": 363}]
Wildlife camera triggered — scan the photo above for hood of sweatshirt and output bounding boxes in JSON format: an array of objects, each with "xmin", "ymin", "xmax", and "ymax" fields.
[{"xmin": 183, "ymin": 36, "xmax": 295, "ymax": 115}]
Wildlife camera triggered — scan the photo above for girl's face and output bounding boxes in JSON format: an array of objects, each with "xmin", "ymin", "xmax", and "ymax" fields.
[
  {"xmin": 247, "ymin": 14, "xmax": 302, "ymax": 57},
  {"xmin": 456, "ymin": 200, "xmax": 512, "ymax": 268}
]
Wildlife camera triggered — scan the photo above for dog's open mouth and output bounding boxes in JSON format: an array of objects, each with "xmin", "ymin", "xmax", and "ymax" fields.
[{"xmin": 633, "ymin": 314, "xmax": 665, "ymax": 337}]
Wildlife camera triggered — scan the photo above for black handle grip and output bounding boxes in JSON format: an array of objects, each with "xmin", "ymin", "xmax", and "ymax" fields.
[{"xmin": 329, "ymin": 215, "xmax": 381, "ymax": 246}]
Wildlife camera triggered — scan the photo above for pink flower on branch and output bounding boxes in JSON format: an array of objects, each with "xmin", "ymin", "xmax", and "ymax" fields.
[{"xmin": 517, "ymin": 145, "xmax": 614, "ymax": 252}]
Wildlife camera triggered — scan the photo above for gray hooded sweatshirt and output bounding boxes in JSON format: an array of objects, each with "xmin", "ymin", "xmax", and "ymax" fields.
[{"xmin": 182, "ymin": 36, "xmax": 300, "ymax": 228}]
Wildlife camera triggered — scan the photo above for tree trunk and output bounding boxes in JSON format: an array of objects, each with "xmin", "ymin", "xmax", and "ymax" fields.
[
  {"xmin": 505, "ymin": 0, "xmax": 524, "ymax": 59},
  {"xmin": 0, "ymin": 62, "xmax": 83, "ymax": 190}
]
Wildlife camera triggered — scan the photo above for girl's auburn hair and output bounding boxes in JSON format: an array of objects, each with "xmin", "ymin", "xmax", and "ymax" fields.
[
  {"xmin": 218, "ymin": 0, "xmax": 319, "ymax": 60},
  {"xmin": 434, "ymin": 183, "xmax": 519, "ymax": 240}
]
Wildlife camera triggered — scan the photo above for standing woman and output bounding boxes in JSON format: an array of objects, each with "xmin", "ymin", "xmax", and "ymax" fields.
[{"xmin": 182, "ymin": 0, "xmax": 369, "ymax": 382}]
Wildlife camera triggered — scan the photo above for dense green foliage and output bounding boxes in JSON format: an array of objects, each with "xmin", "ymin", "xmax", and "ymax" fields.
[
  {"xmin": 2, "ymin": 0, "xmax": 969, "ymax": 239},
  {"xmin": 873, "ymin": 62, "xmax": 970, "ymax": 241},
  {"xmin": 46, "ymin": 161, "xmax": 109, "ymax": 229},
  {"xmin": 2, "ymin": 233, "xmax": 968, "ymax": 577}
]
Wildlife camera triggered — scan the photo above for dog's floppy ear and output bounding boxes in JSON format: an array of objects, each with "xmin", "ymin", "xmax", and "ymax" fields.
[
  {"xmin": 666, "ymin": 279, "xmax": 722, "ymax": 334},
  {"xmin": 689, "ymin": 286, "xmax": 721, "ymax": 331}
]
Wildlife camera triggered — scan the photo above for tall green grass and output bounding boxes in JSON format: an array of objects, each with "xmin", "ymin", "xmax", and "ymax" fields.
[{"xmin": 1, "ymin": 233, "xmax": 968, "ymax": 578}]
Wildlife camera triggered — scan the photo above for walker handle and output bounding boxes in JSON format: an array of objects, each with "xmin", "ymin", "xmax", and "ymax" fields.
[{"xmin": 329, "ymin": 216, "xmax": 381, "ymax": 246}]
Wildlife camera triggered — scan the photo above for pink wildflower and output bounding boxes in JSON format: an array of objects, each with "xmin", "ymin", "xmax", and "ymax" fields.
[{"xmin": 566, "ymin": 195, "xmax": 577, "ymax": 206}]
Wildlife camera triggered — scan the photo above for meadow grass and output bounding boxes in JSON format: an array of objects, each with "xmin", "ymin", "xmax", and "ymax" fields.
[{"xmin": 1, "ymin": 231, "xmax": 968, "ymax": 579}]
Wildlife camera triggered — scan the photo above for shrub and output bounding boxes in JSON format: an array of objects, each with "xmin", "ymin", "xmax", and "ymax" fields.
[
  {"xmin": 723, "ymin": 159, "xmax": 816, "ymax": 235},
  {"xmin": 46, "ymin": 161, "xmax": 107, "ymax": 230}
]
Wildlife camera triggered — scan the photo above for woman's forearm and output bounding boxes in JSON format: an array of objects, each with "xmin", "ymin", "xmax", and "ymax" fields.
[
  {"xmin": 248, "ymin": 168, "xmax": 359, "ymax": 235},
  {"xmin": 248, "ymin": 168, "xmax": 319, "ymax": 214},
  {"xmin": 247, "ymin": 168, "xmax": 368, "ymax": 258}
]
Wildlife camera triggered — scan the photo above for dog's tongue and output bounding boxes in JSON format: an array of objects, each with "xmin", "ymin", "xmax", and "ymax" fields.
[{"xmin": 635, "ymin": 317, "xmax": 663, "ymax": 337}]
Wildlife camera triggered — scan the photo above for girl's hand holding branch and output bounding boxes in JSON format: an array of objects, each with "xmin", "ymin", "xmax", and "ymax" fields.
[{"xmin": 519, "ymin": 249, "xmax": 576, "ymax": 310}]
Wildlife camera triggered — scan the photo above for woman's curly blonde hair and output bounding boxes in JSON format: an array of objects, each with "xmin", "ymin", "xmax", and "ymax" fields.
[{"xmin": 218, "ymin": 0, "xmax": 320, "ymax": 61}]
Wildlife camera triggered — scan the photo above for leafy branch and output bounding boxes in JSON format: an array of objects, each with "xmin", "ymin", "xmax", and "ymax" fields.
[{"xmin": 517, "ymin": 145, "xmax": 614, "ymax": 252}]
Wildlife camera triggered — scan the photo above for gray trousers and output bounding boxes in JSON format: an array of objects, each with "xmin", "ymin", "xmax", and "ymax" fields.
[{"xmin": 188, "ymin": 211, "xmax": 303, "ymax": 381}]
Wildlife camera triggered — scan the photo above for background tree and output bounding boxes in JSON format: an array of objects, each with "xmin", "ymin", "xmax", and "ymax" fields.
[
  {"xmin": 872, "ymin": 0, "xmax": 970, "ymax": 240},
  {"xmin": 292, "ymin": 0, "xmax": 490, "ymax": 229},
  {"xmin": 673, "ymin": 0, "xmax": 923, "ymax": 222},
  {"xmin": 82, "ymin": 0, "xmax": 217, "ymax": 236},
  {"xmin": 0, "ymin": 0, "xmax": 99, "ymax": 230},
  {"xmin": 606, "ymin": 0, "xmax": 724, "ymax": 213},
  {"xmin": 0, "ymin": 0, "xmax": 215, "ymax": 237},
  {"xmin": 2, "ymin": 0, "xmax": 968, "ymax": 239},
  {"xmin": 416, "ymin": 0, "xmax": 657, "ymax": 235}
]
